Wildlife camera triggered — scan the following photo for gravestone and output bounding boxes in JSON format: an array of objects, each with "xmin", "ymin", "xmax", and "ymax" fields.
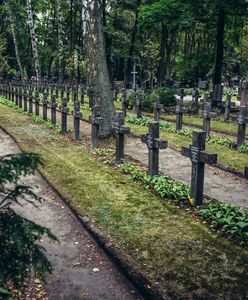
[
  {"xmin": 231, "ymin": 107, "xmax": 248, "ymax": 146},
  {"xmin": 73, "ymin": 85, "xmax": 78, "ymax": 102},
  {"xmin": 153, "ymin": 96, "xmax": 163, "ymax": 122},
  {"xmin": 28, "ymin": 90, "xmax": 33, "ymax": 114},
  {"xmin": 121, "ymin": 91, "xmax": 129, "ymax": 117},
  {"xmin": 224, "ymin": 94, "xmax": 235, "ymax": 122},
  {"xmin": 50, "ymin": 95, "xmax": 57, "ymax": 125},
  {"xmin": 18, "ymin": 88, "xmax": 23, "ymax": 108},
  {"xmin": 176, "ymin": 99, "xmax": 183, "ymax": 130},
  {"xmin": 11, "ymin": 86, "xmax": 15, "ymax": 102},
  {"xmin": 141, "ymin": 122, "xmax": 167, "ymax": 176},
  {"xmin": 23, "ymin": 90, "xmax": 28, "ymax": 112},
  {"xmin": 199, "ymin": 100, "xmax": 216, "ymax": 138},
  {"xmin": 244, "ymin": 166, "xmax": 248, "ymax": 179},
  {"xmin": 59, "ymin": 99, "xmax": 69, "ymax": 134},
  {"xmin": 89, "ymin": 105, "xmax": 103, "ymax": 149},
  {"xmin": 15, "ymin": 87, "xmax": 19, "ymax": 106},
  {"xmin": 180, "ymin": 88, "xmax": 186, "ymax": 101},
  {"xmin": 72, "ymin": 101, "xmax": 82, "ymax": 141},
  {"xmin": 112, "ymin": 112, "xmax": 130, "ymax": 163},
  {"xmin": 190, "ymin": 89, "xmax": 200, "ymax": 115},
  {"xmin": 34, "ymin": 91, "xmax": 40, "ymax": 116},
  {"xmin": 212, "ymin": 84, "xmax": 223, "ymax": 108},
  {"xmin": 181, "ymin": 131, "xmax": 218, "ymax": 206},
  {"xmin": 80, "ymin": 86, "xmax": 84, "ymax": 105},
  {"xmin": 42, "ymin": 93, "xmax": 48, "ymax": 121},
  {"xmin": 135, "ymin": 94, "xmax": 142, "ymax": 118}
]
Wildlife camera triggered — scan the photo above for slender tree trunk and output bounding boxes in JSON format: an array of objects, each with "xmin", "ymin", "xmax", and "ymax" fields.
[
  {"xmin": 85, "ymin": 0, "xmax": 116, "ymax": 138},
  {"xmin": 8, "ymin": 7, "xmax": 25, "ymax": 82},
  {"xmin": 26, "ymin": 0, "xmax": 41, "ymax": 83},
  {"xmin": 157, "ymin": 23, "xmax": 168, "ymax": 86},
  {"xmin": 124, "ymin": 0, "xmax": 141, "ymax": 88},
  {"xmin": 55, "ymin": 0, "xmax": 64, "ymax": 83}
]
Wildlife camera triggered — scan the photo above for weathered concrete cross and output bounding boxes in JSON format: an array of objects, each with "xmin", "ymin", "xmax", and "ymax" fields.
[
  {"xmin": 60, "ymin": 99, "xmax": 69, "ymax": 134},
  {"xmin": 190, "ymin": 89, "xmax": 200, "ymax": 115},
  {"xmin": 141, "ymin": 122, "xmax": 167, "ymax": 176},
  {"xmin": 18, "ymin": 87, "xmax": 23, "ymax": 108},
  {"xmin": 131, "ymin": 64, "xmax": 138, "ymax": 91},
  {"xmin": 231, "ymin": 107, "xmax": 248, "ymax": 146},
  {"xmin": 135, "ymin": 94, "xmax": 142, "ymax": 118},
  {"xmin": 176, "ymin": 99, "xmax": 184, "ymax": 130},
  {"xmin": 50, "ymin": 95, "xmax": 57, "ymax": 125},
  {"xmin": 89, "ymin": 105, "xmax": 103, "ymax": 149},
  {"xmin": 42, "ymin": 93, "xmax": 48, "ymax": 121},
  {"xmin": 199, "ymin": 99, "xmax": 217, "ymax": 138},
  {"xmin": 181, "ymin": 131, "xmax": 217, "ymax": 206},
  {"xmin": 72, "ymin": 101, "xmax": 83, "ymax": 141},
  {"xmin": 28, "ymin": 90, "xmax": 33, "ymax": 114},
  {"xmin": 153, "ymin": 96, "xmax": 163, "ymax": 122},
  {"xmin": 34, "ymin": 91, "xmax": 40, "ymax": 116},
  {"xmin": 23, "ymin": 89, "xmax": 28, "ymax": 112},
  {"xmin": 112, "ymin": 112, "xmax": 130, "ymax": 163},
  {"xmin": 121, "ymin": 91, "xmax": 129, "ymax": 117}
]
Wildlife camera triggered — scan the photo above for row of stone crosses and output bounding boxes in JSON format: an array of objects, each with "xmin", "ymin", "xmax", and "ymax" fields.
[{"xmin": 0, "ymin": 82, "xmax": 247, "ymax": 207}]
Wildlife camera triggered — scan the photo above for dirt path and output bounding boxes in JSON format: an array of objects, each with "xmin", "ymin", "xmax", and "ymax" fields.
[{"xmin": 0, "ymin": 129, "xmax": 142, "ymax": 300}]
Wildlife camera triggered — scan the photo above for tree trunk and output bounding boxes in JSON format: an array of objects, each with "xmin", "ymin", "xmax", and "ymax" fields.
[
  {"xmin": 124, "ymin": 0, "xmax": 141, "ymax": 88},
  {"xmin": 157, "ymin": 23, "xmax": 168, "ymax": 86},
  {"xmin": 26, "ymin": 0, "xmax": 41, "ymax": 83},
  {"xmin": 8, "ymin": 6, "xmax": 25, "ymax": 82},
  {"xmin": 213, "ymin": 7, "xmax": 225, "ymax": 107},
  {"xmin": 85, "ymin": 0, "xmax": 116, "ymax": 138},
  {"xmin": 55, "ymin": 0, "xmax": 64, "ymax": 83},
  {"xmin": 214, "ymin": 8, "xmax": 225, "ymax": 85}
]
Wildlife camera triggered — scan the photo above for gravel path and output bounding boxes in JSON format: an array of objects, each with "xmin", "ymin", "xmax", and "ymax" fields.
[{"xmin": 0, "ymin": 129, "xmax": 142, "ymax": 300}]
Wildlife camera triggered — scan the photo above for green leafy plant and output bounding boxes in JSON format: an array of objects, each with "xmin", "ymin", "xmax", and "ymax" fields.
[
  {"xmin": 198, "ymin": 202, "xmax": 248, "ymax": 245},
  {"xmin": 0, "ymin": 153, "xmax": 57, "ymax": 297},
  {"xmin": 238, "ymin": 143, "xmax": 248, "ymax": 154}
]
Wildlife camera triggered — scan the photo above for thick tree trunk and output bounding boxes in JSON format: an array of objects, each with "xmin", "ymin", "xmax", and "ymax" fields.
[
  {"xmin": 8, "ymin": 6, "xmax": 25, "ymax": 82},
  {"xmin": 55, "ymin": 0, "xmax": 64, "ymax": 83},
  {"xmin": 85, "ymin": 0, "xmax": 116, "ymax": 138},
  {"xmin": 26, "ymin": 0, "xmax": 41, "ymax": 83}
]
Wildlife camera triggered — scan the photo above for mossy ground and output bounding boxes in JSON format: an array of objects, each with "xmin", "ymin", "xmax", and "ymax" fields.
[{"xmin": 0, "ymin": 102, "xmax": 247, "ymax": 299}]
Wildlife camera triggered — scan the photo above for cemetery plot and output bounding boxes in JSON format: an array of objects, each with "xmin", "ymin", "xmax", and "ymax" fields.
[{"xmin": 0, "ymin": 102, "xmax": 247, "ymax": 300}]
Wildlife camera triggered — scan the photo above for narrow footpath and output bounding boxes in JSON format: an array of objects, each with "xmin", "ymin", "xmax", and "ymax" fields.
[{"xmin": 0, "ymin": 129, "xmax": 142, "ymax": 300}]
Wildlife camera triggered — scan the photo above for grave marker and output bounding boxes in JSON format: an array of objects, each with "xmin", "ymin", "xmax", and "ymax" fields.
[
  {"xmin": 153, "ymin": 96, "xmax": 163, "ymax": 122},
  {"xmin": 50, "ymin": 95, "xmax": 57, "ymax": 125},
  {"xmin": 18, "ymin": 88, "xmax": 23, "ymax": 108},
  {"xmin": 135, "ymin": 94, "xmax": 142, "ymax": 118},
  {"xmin": 23, "ymin": 90, "xmax": 28, "ymax": 112},
  {"xmin": 28, "ymin": 90, "xmax": 33, "ymax": 114},
  {"xmin": 121, "ymin": 91, "xmax": 129, "ymax": 117},
  {"xmin": 231, "ymin": 107, "xmax": 248, "ymax": 146},
  {"xmin": 59, "ymin": 99, "xmax": 69, "ymax": 134},
  {"xmin": 72, "ymin": 101, "xmax": 82, "ymax": 141},
  {"xmin": 89, "ymin": 105, "xmax": 103, "ymax": 149},
  {"xmin": 176, "ymin": 99, "xmax": 183, "ymax": 130},
  {"xmin": 181, "ymin": 131, "xmax": 217, "ymax": 206},
  {"xmin": 190, "ymin": 89, "xmax": 200, "ymax": 115},
  {"xmin": 42, "ymin": 93, "xmax": 48, "ymax": 121},
  {"xmin": 34, "ymin": 91, "xmax": 40, "ymax": 116},
  {"xmin": 141, "ymin": 122, "xmax": 167, "ymax": 176},
  {"xmin": 112, "ymin": 112, "xmax": 130, "ymax": 163}
]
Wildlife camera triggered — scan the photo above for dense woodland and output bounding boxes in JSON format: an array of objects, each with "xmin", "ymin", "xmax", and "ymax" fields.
[{"xmin": 0, "ymin": 0, "xmax": 247, "ymax": 87}]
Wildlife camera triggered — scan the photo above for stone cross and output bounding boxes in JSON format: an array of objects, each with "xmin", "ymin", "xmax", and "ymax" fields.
[
  {"xmin": 73, "ymin": 85, "xmax": 78, "ymax": 102},
  {"xmin": 135, "ymin": 94, "xmax": 142, "ymax": 118},
  {"xmin": 176, "ymin": 99, "xmax": 183, "ymax": 130},
  {"xmin": 131, "ymin": 64, "xmax": 138, "ymax": 90},
  {"xmin": 181, "ymin": 131, "xmax": 218, "ymax": 206},
  {"xmin": 199, "ymin": 100, "xmax": 216, "ymax": 138},
  {"xmin": 72, "ymin": 101, "xmax": 82, "ymax": 141},
  {"xmin": 224, "ymin": 94, "xmax": 235, "ymax": 122},
  {"xmin": 244, "ymin": 166, "xmax": 248, "ymax": 179},
  {"xmin": 15, "ymin": 87, "xmax": 19, "ymax": 106},
  {"xmin": 23, "ymin": 89, "xmax": 28, "ymax": 112},
  {"xmin": 18, "ymin": 88, "xmax": 23, "ymax": 108},
  {"xmin": 11, "ymin": 86, "xmax": 15, "ymax": 102},
  {"xmin": 141, "ymin": 122, "xmax": 167, "ymax": 176},
  {"xmin": 34, "ymin": 91, "xmax": 40, "ymax": 116},
  {"xmin": 89, "ymin": 105, "xmax": 103, "ymax": 149},
  {"xmin": 42, "ymin": 93, "xmax": 48, "ymax": 121},
  {"xmin": 112, "ymin": 112, "xmax": 130, "ymax": 163},
  {"xmin": 60, "ymin": 86, "xmax": 65, "ymax": 99},
  {"xmin": 153, "ymin": 96, "xmax": 163, "ymax": 122},
  {"xmin": 59, "ymin": 99, "xmax": 69, "ymax": 134},
  {"xmin": 190, "ymin": 89, "xmax": 200, "ymax": 114},
  {"xmin": 28, "ymin": 90, "xmax": 33, "ymax": 114},
  {"xmin": 231, "ymin": 107, "xmax": 248, "ymax": 146},
  {"xmin": 121, "ymin": 91, "xmax": 129, "ymax": 117},
  {"xmin": 50, "ymin": 95, "xmax": 57, "ymax": 125}
]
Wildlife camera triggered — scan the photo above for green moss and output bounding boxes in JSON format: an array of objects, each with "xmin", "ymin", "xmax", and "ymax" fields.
[{"xmin": 0, "ymin": 103, "xmax": 247, "ymax": 299}]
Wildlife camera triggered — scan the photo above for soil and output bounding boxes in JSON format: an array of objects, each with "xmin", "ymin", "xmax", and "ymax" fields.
[{"xmin": 0, "ymin": 129, "xmax": 142, "ymax": 300}]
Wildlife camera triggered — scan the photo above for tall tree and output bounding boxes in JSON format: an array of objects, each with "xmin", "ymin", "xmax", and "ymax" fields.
[
  {"xmin": 7, "ymin": 2, "xmax": 25, "ymax": 82},
  {"xmin": 85, "ymin": 0, "xmax": 116, "ymax": 137},
  {"xmin": 26, "ymin": 0, "xmax": 41, "ymax": 82},
  {"xmin": 55, "ymin": 0, "xmax": 64, "ymax": 83}
]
